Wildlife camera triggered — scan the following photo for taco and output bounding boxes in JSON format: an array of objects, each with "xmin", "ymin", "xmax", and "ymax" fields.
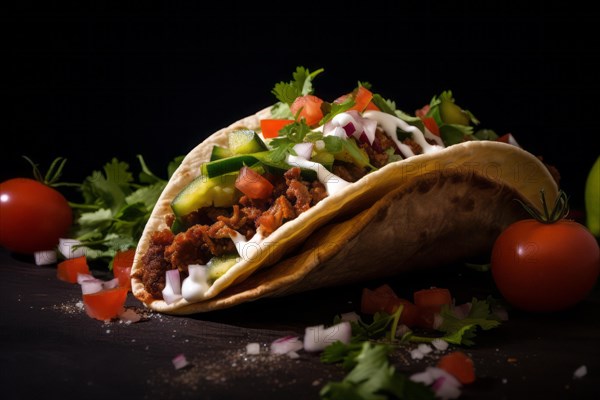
[{"xmin": 131, "ymin": 67, "xmax": 559, "ymax": 314}]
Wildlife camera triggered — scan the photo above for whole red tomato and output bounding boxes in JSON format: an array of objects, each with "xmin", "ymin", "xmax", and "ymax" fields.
[
  {"xmin": 491, "ymin": 217, "xmax": 600, "ymax": 312},
  {"xmin": 0, "ymin": 178, "xmax": 73, "ymax": 254}
]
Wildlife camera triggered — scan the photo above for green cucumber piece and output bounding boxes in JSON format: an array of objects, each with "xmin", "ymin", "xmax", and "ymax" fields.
[
  {"xmin": 171, "ymin": 172, "xmax": 238, "ymax": 218},
  {"xmin": 201, "ymin": 152, "xmax": 268, "ymax": 178},
  {"xmin": 207, "ymin": 254, "xmax": 240, "ymax": 282},
  {"xmin": 210, "ymin": 145, "xmax": 232, "ymax": 161},
  {"xmin": 229, "ymin": 129, "xmax": 268, "ymax": 155}
]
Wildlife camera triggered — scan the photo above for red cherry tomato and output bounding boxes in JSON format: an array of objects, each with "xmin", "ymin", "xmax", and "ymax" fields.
[
  {"xmin": 491, "ymin": 219, "xmax": 600, "ymax": 312},
  {"xmin": 290, "ymin": 95, "xmax": 324, "ymax": 127},
  {"xmin": 0, "ymin": 178, "xmax": 72, "ymax": 254},
  {"xmin": 83, "ymin": 287, "xmax": 128, "ymax": 321}
]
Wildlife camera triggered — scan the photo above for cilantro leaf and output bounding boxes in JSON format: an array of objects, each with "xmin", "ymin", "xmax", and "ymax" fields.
[
  {"xmin": 405, "ymin": 297, "xmax": 501, "ymax": 346},
  {"xmin": 320, "ymin": 342, "xmax": 434, "ymax": 400},
  {"xmin": 271, "ymin": 66, "xmax": 324, "ymax": 105},
  {"xmin": 320, "ymin": 97, "xmax": 356, "ymax": 125},
  {"xmin": 70, "ymin": 155, "xmax": 182, "ymax": 263}
]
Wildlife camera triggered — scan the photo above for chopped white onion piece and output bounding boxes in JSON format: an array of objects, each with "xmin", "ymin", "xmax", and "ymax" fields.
[
  {"xmin": 292, "ymin": 142, "xmax": 314, "ymax": 160},
  {"xmin": 303, "ymin": 321, "xmax": 351, "ymax": 352},
  {"xmin": 410, "ymin": 348, "xmax": 425, "ymax": 360},
  {"xmin": 81, "ymin": 279, "xmax": 103, "ymax": 295},
  {"xmin": 287, "ymin": 351, "xmax": 300, "ymax": 359},
  {"xmin": 431, "ymin": 338, "xmax": 449, "ymax": 351},
  {"xmin": 246, "ymin": 343, "xmax": 260, "ymax": 355},
  {"xmin": 172, "ymin": 353, "xmax": 190, "ymax": 370},
  {"xmin": 58, "ymin": 238, "xmax": 87, "ymax": 259},
  {"xmin": 271, "ymin": 336, "xmax": 304, "ymax": 355},
  {"xmin": 417, "ymin": 343, "xmax": 433, "ymax": 355},
  {"xmin": 34, "ymin": 250, "xmax": 57, "ymax": 265},
  {"xmin": 573, "ymin": 365, "xmax": 587, "ymax": 379},
  {"xmin": 492, "ymin": 306, "xmax": 509, "ymax": 321}
]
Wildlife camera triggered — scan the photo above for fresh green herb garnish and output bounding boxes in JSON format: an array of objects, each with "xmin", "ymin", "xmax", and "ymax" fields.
[
  {"xmin": 320, "ymin": 341, "xmax": 435, "ymax": 400},
  {"xmin": 271, "ymin": 66, "xmax": 324, "ymax": 106},
  {"xmin": 403, "ymin": 297, "xmax": 501, "ymax": 346},
  {"xmin": 69, "ymin": 154, "xmax": 182, "ymax": 262}
]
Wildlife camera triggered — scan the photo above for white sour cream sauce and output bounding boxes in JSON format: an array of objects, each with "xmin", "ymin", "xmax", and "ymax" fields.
[
  {"xmin": 181, "ymin": 264, "xmax": 210, "ymax": 302},
  {"xmin": 362, "ymin": 110, "xmax": 444, "ymax": 156},
  {"xmin": 286, "ymin": 154, "xmax": 351, "ymax": 195}
]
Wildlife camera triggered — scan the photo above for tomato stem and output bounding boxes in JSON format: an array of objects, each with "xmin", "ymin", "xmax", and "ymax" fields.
[{"xmin": 516, "ymin": 189, "xmax": 570, "ymax": 223}]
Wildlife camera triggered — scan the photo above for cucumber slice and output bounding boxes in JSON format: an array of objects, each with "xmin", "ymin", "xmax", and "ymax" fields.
[
  {"xmin": 210, "ymin": 145, "xmax": 232, "ymax": 161},
  {"xmin": 171, "ymin": 172, "xmax": 238, "ymax": 218},
  {"xmin": 228, "ymin": 129, "xmax": 268, "ymax": 155},
  {"xmin": 207, "ymin": 254, "xmax": 240, "ymax": 282},
  {"xmin": 201, "ymin": 152, "xmax": 268, "ymax": 178}
]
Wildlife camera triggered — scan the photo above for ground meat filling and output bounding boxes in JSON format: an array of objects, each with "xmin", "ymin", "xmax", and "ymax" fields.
[{"xmin": 141, "ymin": 167, "xmax": 328, "ymax": 296}]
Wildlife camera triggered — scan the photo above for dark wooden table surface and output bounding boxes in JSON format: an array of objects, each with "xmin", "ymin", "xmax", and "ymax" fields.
[{"xmin": 1, "ymin": 248, "xmax": 599, "ymax": 400}]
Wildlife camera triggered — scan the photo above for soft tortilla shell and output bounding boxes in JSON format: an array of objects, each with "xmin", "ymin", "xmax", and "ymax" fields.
[
  {"xmin": 132, "ymin": 108, "xmax": 558, "ymax": 311},
  {"xmin": 148, "ymin": 169, "xmax": 530, "ymax": 314}
]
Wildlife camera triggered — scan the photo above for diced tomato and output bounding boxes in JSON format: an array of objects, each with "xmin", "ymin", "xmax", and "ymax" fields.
[
  {"xmin": 56, "ymin": 256, "xmax": 90, "ymax": 283},
  {"xmin": 260, "ymin": 119, "xmax": 294, "ymax": 139},
  {"xmin": 437, "ymin": 351, "xmax": 476, "ymax": 384},
  {"xmin": 334, "ymin": 86, "xmax": 380, "ymax": 113},
  {"xmin": 83, "ymin": 287, "xmax": 128, "ymax": 321},
  {"xmin": 290, "ymin": 95, "xmax": 324, "ymax": 126},
  {"xmin": 413, "ymin": 287, "xmax": 452, "ymax": 312},
  {"xmin": 496, "ymin": 133, "xmax": 520, "ymax": 147},
  {"xmin": 421, "ymin": 116, "xmax": 440, "ymax": 136},
  {"xmin": 415, "ymin": 104, "xmax": 430, "ymax": 118},
  {"xmin": 361, "ymin": 285, "xmax": 420, "ymax": 327},
  {"xmin": 349, "ymin": 86, "xmax": 376, "ymax": 112},
  {"xmin": 235, "ymin": 166, "xmax": 274, "ymax": 200},
  {"xmin": 113, "ymin": 249, "xmax": 135, "ymax": 290}
]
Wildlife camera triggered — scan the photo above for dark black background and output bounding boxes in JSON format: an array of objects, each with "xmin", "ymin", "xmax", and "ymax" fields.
[{"xmin": 4, "ymin": 1, "xmax": 599, "ymax": 210}]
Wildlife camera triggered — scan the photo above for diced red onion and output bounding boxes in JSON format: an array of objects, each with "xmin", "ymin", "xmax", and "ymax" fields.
[
  {"xmin": 361, "ymin": 118, "xmax": 377, "ymax": 145},
  {"xmin": 303, "ymin": 321, "xmax": 351, "ymax": 352},
  {"xmin": 34, "ymin": 250, "xmax": 57, "ymax": 265},
  {"xmin": 162, "ymin": 269, "xmax": 183, "ymax": 305},
  {"xmin": 81, "ymin": 279, "xmax": 103, "ymax": 295},
  {"xmin": 492, "ymin": 306, "xmax": 509, "ymax": 321},
  {"xmin": 452, "ymin": 302, "xmax": 472, "ymax": 320},
  {"xmin": 411, "ymin": 367, "xmax": 462, "ymax": 400},
  {"xmin": 58, "ymin": 238, "xmax": 87, "ymax": 259},
  {"xmin": 271, "ymin": 336, "xmax": 304, "ymax": 355},
  {"xmin": 77, "ymin": 273, "xmax": 96, "ymax": 284},
  {"xmin": 343, "ymin": 122, "xmax": 356, "ymax": 136},
  {"xmin": 292, "ymin": 142, "xmax": 314, "ymax": 160},
  {"xmin": 172, "ymin": 353, "xmax": 190, "ymax": 370}
]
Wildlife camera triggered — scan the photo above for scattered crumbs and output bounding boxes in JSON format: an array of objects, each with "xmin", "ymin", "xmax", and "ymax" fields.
[
  {"xmin": 131, "ymin": 339, "xmax": 136, "ymax": 343},
  {"xmin": 495, "ymin": 348, "xmax": 500, "ymax": 352},
  {"xmin": 507, "ymin": 357, "xmax": 518, "ymax": 364},
  {"xmin": 50, "ymin": 298, "xmax": 85, "ymax": 315},
  {"xmin": 149, "ymin": 344, "xmax": 338, "ymax": 396},
  {"xmin": 502, "ymin": 378, "xmax": 508, "ymax": 384},
  {"xmin": 106, "ymin": 329, "xmax": 111, "ymax": 334},
  {"xmin": 573, "ymin": 365, "xmax": 587, "ymax": 379}
]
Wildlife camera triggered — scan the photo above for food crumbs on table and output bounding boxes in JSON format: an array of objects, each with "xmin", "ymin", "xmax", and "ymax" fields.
[
  {"xmin": 573, "ymin": 365, "xmax": 587, "ymax": 379},
  {"xmin": 507, "ymin": 357, "xmax": 518, "ymax": 364}
]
